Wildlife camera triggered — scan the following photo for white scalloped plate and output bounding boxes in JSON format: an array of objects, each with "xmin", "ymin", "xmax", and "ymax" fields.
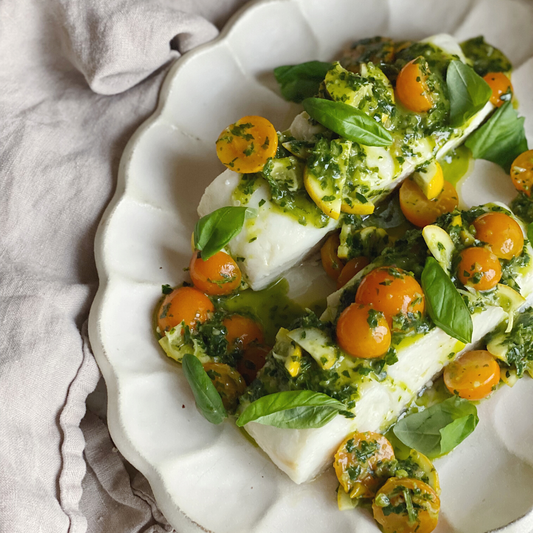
[{"xmin": 89, "ymin": 1, "xmax": 533, "ymax": 532}]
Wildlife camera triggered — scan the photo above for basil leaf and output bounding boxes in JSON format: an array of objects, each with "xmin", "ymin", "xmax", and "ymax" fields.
[
  {"xmin": 439, "ymin": 414, "xmax": 477, "ymax": 455},
  {"xmin": 236, "ymin": 390, "xmax": 346, "ymax": 429},
  {"xmin": 194, "ymin": 206, "xmax": 254, "ymax": 260},
  {"xmin": 302, "ymin": 98, "xmax": 393, "ymax": 147},
  {"xmin": 393, "ymin": 396, "xmax": 479, "ymax": 458},
  {"xmin": 465, "ymin": 101, "xmax": 528, "ymax": 172},
  {"xmin": 274, "ymin": 61, "xmax": 332, "ymax": 103},
  {"xmin": 421, "ymin": 257, "xmax": 473, "ymax": 344},
  {"xmin": 182, "ymin": 354, "xmax": 227, "ymax": 425},
  {"xmin": 447, "ymin": 60, "xmax": 492, "ymax": 127}
]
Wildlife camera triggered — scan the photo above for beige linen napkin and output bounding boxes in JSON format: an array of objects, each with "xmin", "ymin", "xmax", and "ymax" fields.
[{"xmin": 0, "ymin": 0, "xmax": 247, "ymax": 532}]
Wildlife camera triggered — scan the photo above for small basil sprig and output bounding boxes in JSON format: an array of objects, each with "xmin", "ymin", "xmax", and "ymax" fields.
[
  {"xmin": 422, "ymin": 257, "xmax": 473, "ymax": 344},
  {"xmin": 236, "ymin": 390, "xmax": 348, "ymax": 429},
  {"xmin": 447, "ymin": 60, "xmax": 492, "ymax": 127},
  {"xmin": 393, "ymin": 396, "xmax": 479, "ymax": 458},
  {"xmin": 194, "ymin": 206, "xmax": 255, "ymax": 260},
  {"xmin": 182, "ymin": 354, "xmax": 227, "ymax": 424},
  {"xmin": 465, "ymin": 101, "xmax": 528, "ymax": 172},
  {"xmin": 302, "ymin": 98, "xmax": 393, "ymax": 147},
  {"xmin": 274, "ymin": 61, "xmax": 332, "ymax": 103}
]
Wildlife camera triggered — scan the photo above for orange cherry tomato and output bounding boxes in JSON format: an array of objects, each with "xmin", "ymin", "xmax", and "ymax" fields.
[
  {"xmin": 399, "ymin": 178, "xmax": 459, "ymax": 228},
  {"xmin": 457, "ymin": 247, "xmax": 501, "ymax": 291},
  {"xmin": 355, "ymin": 266, "xmax": 425, "ymax": 325},
  {"xmin": 189, "ymin": 251, "xmax": 242, "ymax": 296},
  {"xmin": 444, "ymin": 350, "xmax": 501, "ymax": 400},
  {"xmin": 223, "ymin": 314, "xmax": 264, "ymax": 350},
  {"xmin": 337, "ymin": 256, "xmax": 370, "ymax": 289},
  {"xmin": 334, "ymin": 432, "xmax": 395, "ymax": 498},
  {"xmin": 321, "ymin": 232, "xmax": 345, "ymax": 281},
  {"xmin": 373, "ymin": 477, "xmax": 440, "ymax": 533},
  {"xmin": 203, "ymin": 362, "xmax": 246, "ymax": 410},
  {"xmin": 483, "ymin": 72, "xmax": 513, "ymax": 108},
  {"xmin": 158, "ymin": 286, "xmax": 214, "ymax": 334},
  {"xmin": 473, "ymin": 212, "xmax": 524, "ymax": 260},
  {"xmin": 510, "ymin": 150, "xmax": 533, "ymax": 196},
  {"xmin": 236, "ymin": 344, "xmax": 270, "ymax": 385},
  {"xmin": 336, "ymin": 303, "xmax": 391, "ymax": 358},
  {"xmin": 216, "ymin": 115, "xmax": 278, "ymax": 173},
  {"xmin": 396, "ymin": 57, "xmax": 433, "ymax": 113}
]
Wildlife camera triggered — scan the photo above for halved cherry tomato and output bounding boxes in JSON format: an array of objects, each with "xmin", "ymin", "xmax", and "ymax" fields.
[
  {"xmin": 190, "ymin": 251, "xmax": 242, "ymax": 296},
  {"xmin": 158, "ymin": 286, "xmax": 214, "ymax": 334},
  {"xmin": 321, "ymin": 232, "xmax": 345, "ymax": 281},
  {"xmin": 355, "ymin": 267, "xmax": 425, "ymax": 325},
  {"xmin": 236, "ymin": 344, "xmax": 270, "ymax": 385},
  {"xmin": 372, "ymin": 477, "xmax": 440, "ymax": 533},
  {"xmin": 510, "ymin": 150, "xmax": 533, "ymax": 196},
  {"xmin": 457, "ymin": 247, "xmax": 501, "ymax": 291},
  {"xmin": 483, "ymin": 72, "xmax": 513, "ymax": 108},
  {"xmin": 223, "ymin": 314, "xmax": 264, "ymax": 350},
  {"xmin": 444, "ymin": 350, "xmax": 501, "ymax": 400},
  {"xmin": 336, "ymin": 303, "xmax": 391, "ymax": 358},
  {"xmin": 203, "ymin": 362, "xmax": 246, "ymax": 410},
  {"xmin": 334, "ymin": 432, "xmax": 395, "ymax": 498},
  {"xmin": 473, "ymin": 212, "xmax": 524, "ymax": 260},
  {"xmin": 399, "ymin": 178, "xmax": 459, "ymax": 228},
  {"xmin": 216, "ymin": 115, "xmax": 278, "ymax": 173},
  {"xmin": 396, "ymin": 57, "xmax": 433, "ymax": 113},
  {"xmin": 337, "ymin": 256, "xmax": 370, "ymax": 289}
]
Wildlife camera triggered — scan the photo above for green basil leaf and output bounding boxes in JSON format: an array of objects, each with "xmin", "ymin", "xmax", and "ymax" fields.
[
  {"xmin": 274, "ymin": 61, "xmax": 332, "ymax": 103},
  {"xmin": 465, "ymin": 101, "xmax": 529, "ymax": 172},
  {"xmin": 422, "ymin": 257, "xmax": 473, "ymax": 344},
  {"xmin": 439, "ymin": 414, "xmax": 478, "ymax": 455},
  {"xmin": 236, "ymin": 390, "xmax": 346, "ymax": 429},
  {"xmin": 447, "ymin": 60, "xmax": 492, "ymax": 127},
  {"xmin": 182, "ymin": 354, "xmax": 227, "ymax": 425},
  {"xmin": 302, "ymin": 98, "xmax": 393, "ymax": 147},
  {"xmin": 393, "ymin": 396, "xmax": 478, "ymax": 458},
  {"xmin": 194, "ymin": 206, "xmax": 255, "ymax": 260}
]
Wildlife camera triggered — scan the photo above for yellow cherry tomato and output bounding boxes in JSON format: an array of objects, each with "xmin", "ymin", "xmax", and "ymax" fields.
[
  {"xmin": 473, "ymin": 212, "xmax": 524, "ymax": 260},
  {"xmin": 399, "ymin": 178, "xmax": 459, "ymax": 228},
  {"xmin": 223, "ymin": 314, "xmax": 264, "ymax": 351},
  {"xmin": 203, "ymin": 362, "xmax": 246, "ymax": 410},
  {"xmin": 336, "ymin": 303, "xmax": 391, "ymax": 359},
  {"xmin": 216, "ymin": 115, "xmax": 278, "ymax": 173},
  {"xmin": 355, "ymin": 267, "xmax": 425, "ymax": 326},
  {"xmin": 321, "ymin": 232, "xmax": 345, "ymax": 281},
  {"xmin": 334, "ymin": 432, "xmax": 395, "ymax": 498},
  {"xmin": 444, "ymin": 350, "xmax": 500, "ymax": 400},
  {"xmin": 373, "ymin": 477, "xmax": 440, "ymax": 533},
  {"xmin": 189, "ymin": 251, "xmax": 242, "ymax": 296},
  {"xmin": 483, "ymin": 72, "xmax": 513, "ymax": 108},
  {"xmin": 457, "ymin": 247, "xmax": 501, "ymax": 291},
  {"xmin": 510, "ymin": 150, "xmax": 533, "ymax": 196},
  {"xmin": 444, "ymin": 350, "xmax": 501, "ymax": 400},
  {"xmin": 337, "ymin": 256, "xmax": 370, "ymax": 289},
  {"xmin": 236, "ymin": 344, "xmax": 270, "ymax": 385},
  {"xmin": 396, "ymin": 57, "xmax": 433, "ymax": 113},
  {"xmin": 158, "ymin": 286, "xmax": 214, "ymax": 334}
]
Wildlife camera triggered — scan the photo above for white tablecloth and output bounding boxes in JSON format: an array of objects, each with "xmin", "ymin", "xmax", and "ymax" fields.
[{"xmin": 0, "ymin": 1, "xmax": 247, "ymax": 531}]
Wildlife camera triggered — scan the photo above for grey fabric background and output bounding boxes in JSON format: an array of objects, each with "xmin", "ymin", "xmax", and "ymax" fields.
[{"xmin": 0, "ymin": 0, "xmax": 247, "ymax": 531}]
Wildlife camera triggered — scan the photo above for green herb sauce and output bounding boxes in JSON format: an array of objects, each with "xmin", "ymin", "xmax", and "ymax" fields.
[
  {"xmin": 440, "ymin": 145, "xmax": 473, "ymax": 187},
  {"xmin": 214, "ymin": 278, "xmax": 306, "ymax": 345}
]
